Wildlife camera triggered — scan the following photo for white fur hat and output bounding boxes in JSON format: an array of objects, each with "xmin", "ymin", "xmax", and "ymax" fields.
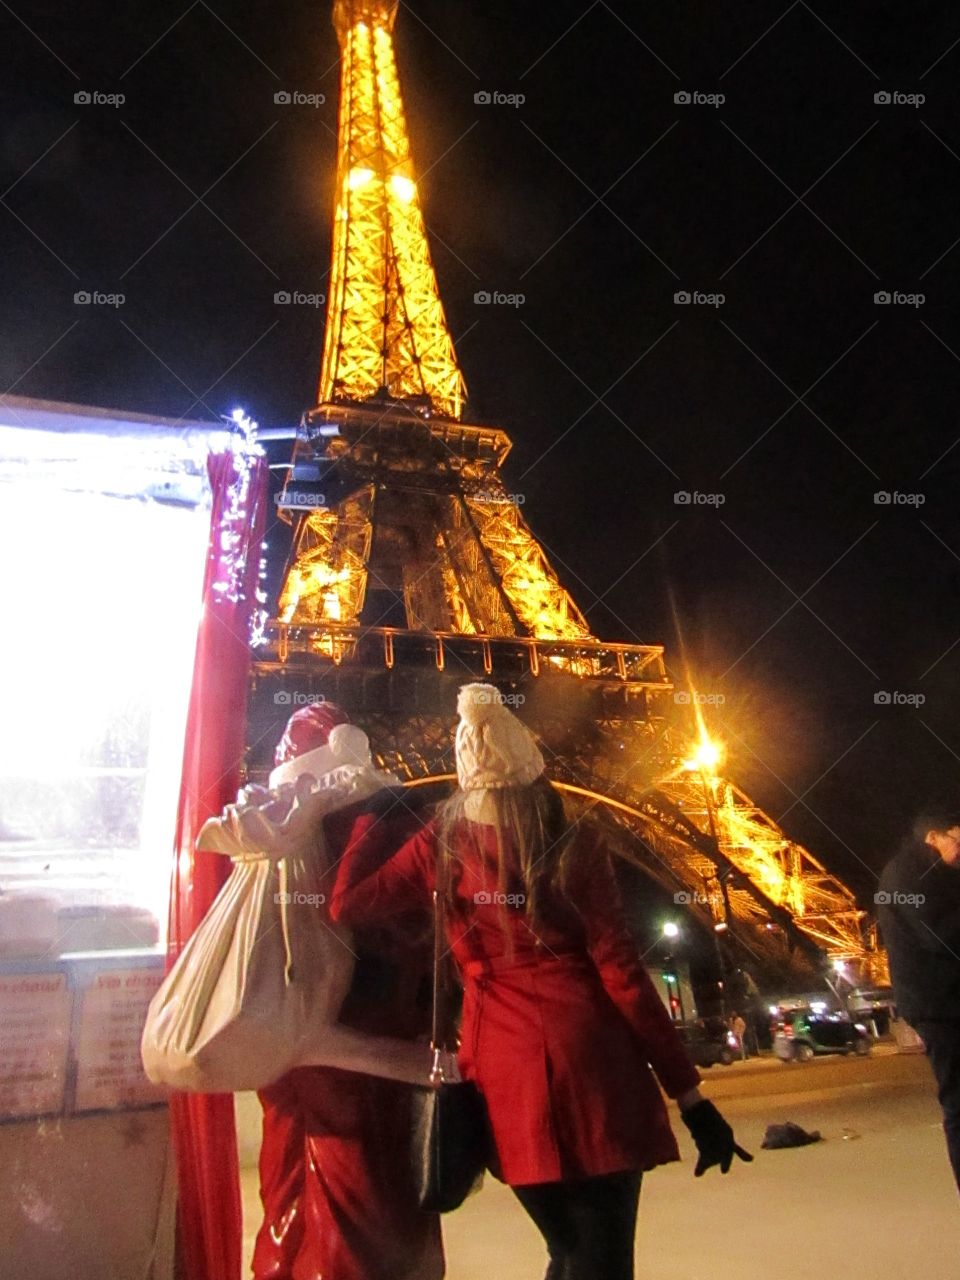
[{"xmin": 455, "ymin": 683, "xmax": 545, "ymax": 791}]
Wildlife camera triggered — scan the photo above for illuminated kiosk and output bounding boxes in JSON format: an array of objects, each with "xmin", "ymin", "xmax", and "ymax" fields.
[{"xmin": 0, "ymin": 394, "xmax": 261, "ymax": 1280}]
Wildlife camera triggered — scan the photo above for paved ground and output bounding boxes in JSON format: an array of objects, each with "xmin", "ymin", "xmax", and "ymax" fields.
[{"xmin": 242, "ymin": 1046, "xmax": 960, "ymax": 1279}]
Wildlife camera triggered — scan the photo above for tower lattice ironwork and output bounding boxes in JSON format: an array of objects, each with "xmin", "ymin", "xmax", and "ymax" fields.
[
  {"xmin": 319, "ymin": 0, "xmax": 465, "ymax": 419},
  {"xmin": 254, "ymin": 0, "xmax": 887, "ymax": 991}
]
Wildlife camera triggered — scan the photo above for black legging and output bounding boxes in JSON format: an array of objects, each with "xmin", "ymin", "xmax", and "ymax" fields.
[
  {"xmin": 512, "ymin": 1170, "xmax": 642, "ymax": 1280},
  {"xmin": 915, "ymin": 1020, "xmax": 960, "ymax": 1193}
]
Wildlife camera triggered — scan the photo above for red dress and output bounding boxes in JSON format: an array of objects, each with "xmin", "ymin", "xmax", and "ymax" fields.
[
  {"xmin": 331, "ymin": 815, "xmax": 701, "ymax": 1187},
  {"xmin": 252, "ymin": 794, "xmax": 444, "ymax": 1280}
]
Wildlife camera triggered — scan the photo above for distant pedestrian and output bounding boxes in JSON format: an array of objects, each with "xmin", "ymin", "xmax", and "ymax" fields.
[
  {"xmin": 878, "ymin": 806, "xmax": 960, "ymax": 1194},
  {"xmin": 730, "ymin": 1012, "xmax": 748, "ymax": 1060}
]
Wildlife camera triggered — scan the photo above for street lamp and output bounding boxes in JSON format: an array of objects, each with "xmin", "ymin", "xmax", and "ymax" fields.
[
  {"xmin": 683, "ymin": 734, "xmax": 731, "ymax": 1021},
  {"xmin": 712, "ymin": 921, "xmax": 729, "ymax": 1021},
  {"xmin": 826, "ymin": 957, "xmax": 852, "ymax": 1015},
  {"xmin": 660, "ymin": 922, "xmax": 685, "ymax": 1022}
]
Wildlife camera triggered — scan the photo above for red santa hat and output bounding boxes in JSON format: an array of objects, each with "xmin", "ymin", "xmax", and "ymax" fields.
[{"xmin": 270, "ymin": 700, "xmax": 372, "ymax": 788}]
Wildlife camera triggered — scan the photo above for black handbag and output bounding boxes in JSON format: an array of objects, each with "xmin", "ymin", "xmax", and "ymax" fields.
[{"xmin": 413, "ymin": 873, "xmax": 488, "ymax": 1214}]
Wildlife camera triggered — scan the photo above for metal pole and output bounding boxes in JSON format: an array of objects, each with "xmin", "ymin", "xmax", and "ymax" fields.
[
  {"xmin": 701, "ymin": 768, "xmax": 731, "ymax": 1022},
  {"xmin": 713, "ymin": 929, "xmax": 728, "ymax": 1022}
]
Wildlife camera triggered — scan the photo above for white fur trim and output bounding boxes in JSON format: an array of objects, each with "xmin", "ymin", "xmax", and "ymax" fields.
[
  {"xmin": 268, "ymin": 742, "xmax": 337, "ymax": 789},
  {"xmin": 328, "ymin": 723, "xmax": 371, "ymax": 768}
]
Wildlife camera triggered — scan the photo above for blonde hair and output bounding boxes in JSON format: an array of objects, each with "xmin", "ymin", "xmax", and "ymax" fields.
[{"xmin": 435, "ymin": 777, "xmax": 580, "ymax": 938}]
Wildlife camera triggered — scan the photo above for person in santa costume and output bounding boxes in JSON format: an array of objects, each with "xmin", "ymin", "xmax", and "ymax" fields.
[
  {"xmin": 331, "ymin": 683, "xmax": 751, "ymax": 1280},
  {"xmin": 252, "ymin": 700, "xmax": 444, "ymax": 1280}
]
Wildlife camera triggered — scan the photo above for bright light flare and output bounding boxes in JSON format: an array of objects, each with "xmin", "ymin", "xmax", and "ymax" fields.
[
  {"xmin": 0, "ymin": 439, "xmax": 211, "ymax": 946},
  {"xmin": 662, "ymin": 921, "xmax": 680, "ymax": 939},
  {"xmin": 683, "ymin": 736, "xmax": 724, "ymax": 774},
  {"xmin": 389, "ymin": 173, "xmax": 416, "ymax": 203}
]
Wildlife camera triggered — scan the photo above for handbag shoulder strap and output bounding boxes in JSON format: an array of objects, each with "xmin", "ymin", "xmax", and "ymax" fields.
[
  {"xmin": 430, "ymin": 837, "xmax": 466, "ymax": 1088},
  {"xmin": 432, "ymin": 885, "xmax": 442, "ymax": 1044},
  {"xmin": 431, "ymin": 847, "xmax": 446, "ymax": 1053}
]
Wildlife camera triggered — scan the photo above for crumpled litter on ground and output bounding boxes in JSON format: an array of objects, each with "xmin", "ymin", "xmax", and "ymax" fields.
[{"xmin": 760, "ymin": 1122, "xmax": 822, "ymax": 1148}]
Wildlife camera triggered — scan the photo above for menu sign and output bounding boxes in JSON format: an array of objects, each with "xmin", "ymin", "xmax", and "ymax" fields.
[
  {"xmin": 74, "ymin": 968, "xmax": 167, "ymax": 1112},
  {"xmin": 0, "ymin": 972, "xmax": 72, "ymax": 1119}
]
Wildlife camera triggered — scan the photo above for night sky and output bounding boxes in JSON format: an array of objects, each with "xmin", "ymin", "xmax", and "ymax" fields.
[{"xmin": 4, "ymin": 1, "xmax": 959, "ymax": 901}]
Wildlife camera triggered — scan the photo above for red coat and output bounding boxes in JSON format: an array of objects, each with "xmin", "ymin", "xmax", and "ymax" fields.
[
  {"xmin": 253, "ymin": 790, "xmax": 443, "ymax": 1280},
  {"xmin": 331, "ymin": 815, "xmax": 701, "ymax": 1186}
]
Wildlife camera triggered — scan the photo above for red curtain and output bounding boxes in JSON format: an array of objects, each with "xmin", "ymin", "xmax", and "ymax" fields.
[{"xmin": 167, "ymin": 442, "xmax": 269, "ymax": 1280}]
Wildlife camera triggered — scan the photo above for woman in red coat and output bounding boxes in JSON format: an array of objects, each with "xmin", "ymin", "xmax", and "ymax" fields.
[
  {"xmin": 331, "ymin": 683, "xmax": 751, "ymax": 1279},
  {"xmin": 252, "ymin": 703, "xmax": 444, "ymax": 1280}
]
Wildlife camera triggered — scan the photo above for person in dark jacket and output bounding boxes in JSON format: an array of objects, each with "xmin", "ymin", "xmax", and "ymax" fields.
[
  {"xmin": 878, "ymin": 805, "xmax": 960, "ymax": 1192},
  {"xmin": 331, "ymin": 682, "xmax": 751, "ymax": 1280}
]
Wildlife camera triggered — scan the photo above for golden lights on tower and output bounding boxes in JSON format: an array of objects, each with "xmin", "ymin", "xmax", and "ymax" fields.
[
  {"xmin": 669, "ymin": 707, "xmax": 881, "ymax": 980},
  {"xmin": 320, "ymin": 0, "xmax": 465, "ymax": 418}
]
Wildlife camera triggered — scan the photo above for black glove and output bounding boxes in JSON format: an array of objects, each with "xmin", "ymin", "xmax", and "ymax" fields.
[{"xmin": 681, "ymin": 1099, "xmax": 753, "ymax": 1177}]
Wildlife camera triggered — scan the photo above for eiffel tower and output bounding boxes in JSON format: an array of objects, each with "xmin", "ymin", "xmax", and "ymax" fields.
[{"xmin": 251, "ymin": 0, "xmax": 887, "ymax": 990}]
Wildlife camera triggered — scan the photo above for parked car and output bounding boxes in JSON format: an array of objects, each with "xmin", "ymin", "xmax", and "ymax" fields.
[
  {"xmin": 677, "ymin": 1020, "xmax": 738, "ymax": 1067},
  {"xmin": 773, "ymin": 1011, "xmax": 872, "ymax": 1062}
]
